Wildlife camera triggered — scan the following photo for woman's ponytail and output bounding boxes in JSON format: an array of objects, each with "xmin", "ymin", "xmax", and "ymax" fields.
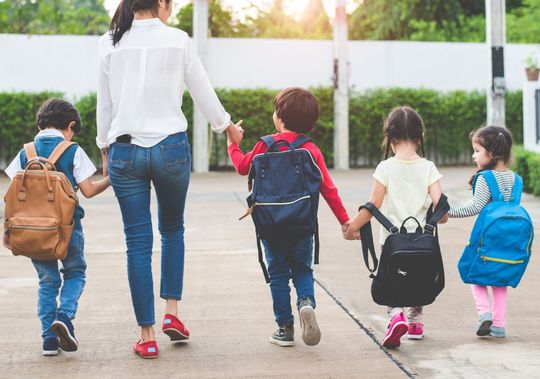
[{"xmin": 110, "ymin": 0, "xmax": 134, "ymax": 46}]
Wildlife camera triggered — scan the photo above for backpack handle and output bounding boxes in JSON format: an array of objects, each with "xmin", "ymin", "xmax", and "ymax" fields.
[
  {"xmin": 19, "ymin": 160, "xmax": 55, "ymax": 202},
  {"xmin": 400, "ymin": 216, "xmax": 423, "ymax": 234}
]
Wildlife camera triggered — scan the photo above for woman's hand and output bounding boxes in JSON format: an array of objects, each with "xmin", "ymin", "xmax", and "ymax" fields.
[
  {"xmin": 226, "ymin": 120, "xmax": 244, "ymax": 145},
  {"xmin": 101, "ymin": 148, "xmax": 109, "ymax": 177}
]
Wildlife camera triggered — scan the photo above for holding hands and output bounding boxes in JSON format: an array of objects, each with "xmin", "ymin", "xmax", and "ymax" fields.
[{"xmin": 227, "ymin": 120, "xmax": 244, "ymax": 146}]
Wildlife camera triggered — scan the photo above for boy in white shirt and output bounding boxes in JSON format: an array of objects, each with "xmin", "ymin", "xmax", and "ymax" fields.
[{"xmin": 4, "ymin": 98, "xmax": 109, "ymax": 356}]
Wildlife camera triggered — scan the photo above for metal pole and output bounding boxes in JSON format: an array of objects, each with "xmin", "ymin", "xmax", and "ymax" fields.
[
  {"xmin": 486, "ymin": 0, "xmax": 506, "ymax": 127},
  {"xmin": 333, "ymin": 0, "xmax": 349, "ymax": 170},
  {"xmin": 193, "ymin": 0, "xmax": 209, "ymax": 173}
]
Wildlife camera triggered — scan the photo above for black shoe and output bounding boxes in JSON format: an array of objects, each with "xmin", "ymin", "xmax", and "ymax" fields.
[
  {"xmin": 298, "ymin": 298, "xmax": 321, "ymax": 346},
  {"xmin": 269, "ymin": 324, "xmax": 294, "ymax": 347},
  {"xmin": 42, "ymin": 337, "xmax": 60, "ymax": 356},
  {"xmin": 51, "ymin": 313, "xmax": 78, "ymax": 352}
]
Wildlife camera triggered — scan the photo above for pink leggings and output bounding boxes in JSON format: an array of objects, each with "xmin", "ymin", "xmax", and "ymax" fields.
[{"xmin": 470, "ymin": 285, "xmax": 508, "ymax": 327}]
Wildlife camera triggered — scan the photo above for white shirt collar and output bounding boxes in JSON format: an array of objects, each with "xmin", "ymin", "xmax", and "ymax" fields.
[
  {"xmin": 132, "ymin": 18, "xmax": 162, "ymax": 27},
  {"xmin": 34, "ymin": 129, "xmax": 65, "ymax": 140}
]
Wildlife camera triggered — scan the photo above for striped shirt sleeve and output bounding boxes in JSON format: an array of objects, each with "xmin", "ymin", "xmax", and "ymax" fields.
[{"xmin": 448, "ymin": 175, "xmax": 491, "ymax": 218}]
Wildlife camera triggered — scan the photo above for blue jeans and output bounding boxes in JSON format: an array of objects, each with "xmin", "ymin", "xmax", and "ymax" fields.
[
  {"xmin": 108, "ymin": 132, "xmax": 191, "ymax": 326},
  {"xmin": 32, "ymin": 226, "xmax": 86, "ymax": 341},
  {"xmin": 262, "ymin": 236, "xmax": 316, "ymax": 327}
]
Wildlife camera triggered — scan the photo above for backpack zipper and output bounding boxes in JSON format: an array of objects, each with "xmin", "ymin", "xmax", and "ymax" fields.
[
  {"xmin": 10, "ymin": 225, "xmax": 58, "ymax": 231},
  {"xmin": 478, "ymin": 215, "xmax": 533, "ymax": 253},
  {"xmin": 480, "ymin": 256, "xmax": 524, "ymax": 264},
  {"xmin": 238, "ymin": 195, "xmax": 310, "ymax": 220}
]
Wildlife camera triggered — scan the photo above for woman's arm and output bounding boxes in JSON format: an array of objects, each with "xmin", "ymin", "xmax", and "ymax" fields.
[
  {"xmin": 345, "ymin": 179, "xmax": 386, "ymax": 240},
  {"xmin": 183, "ymin": 39, "xmax": 231, "ymax": 134},
  {"xmin": 96, "ymin": 40, "xmax": 112, "ymax": 150},
  {"xmin": 78, "ymin": 176, "xmax": 110, "ymax": 199}
]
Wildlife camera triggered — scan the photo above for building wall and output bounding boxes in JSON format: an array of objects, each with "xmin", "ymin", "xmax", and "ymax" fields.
[{"xmin": 1, "ymin": 34, "xmax": 539, "ymax": 98}]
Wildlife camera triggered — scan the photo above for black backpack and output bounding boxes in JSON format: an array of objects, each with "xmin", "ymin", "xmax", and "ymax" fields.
[
  {"xmin": 240, "ymin": 135, "xmax": 322, "ymax": 283},
  {"xmin": 358, "ymin": 195, "xmax": 449, "ymax": 307}
]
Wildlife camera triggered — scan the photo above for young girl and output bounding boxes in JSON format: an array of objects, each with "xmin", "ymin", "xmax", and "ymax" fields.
[
  {"xmin": 3, "ymin": 98, "xmax": 109, "ymax": 356},
  {"xmin": 448, "ymin": 125, "xmax": 515, "ymax": 338},
  {"xmin": 345, "ymin": 106, "xmax": 447, "ymax": 349}
]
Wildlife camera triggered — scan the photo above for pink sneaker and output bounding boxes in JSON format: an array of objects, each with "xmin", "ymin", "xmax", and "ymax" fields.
[
  {"xmin": 382, "ymin": 312, "xmax": 408, "ymax": 349},
  {"xmin": 407, "ymin": 323, "xmax": 424, "ymax": 340}
]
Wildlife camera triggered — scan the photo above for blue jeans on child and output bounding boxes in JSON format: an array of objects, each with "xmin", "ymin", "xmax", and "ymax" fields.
[
  {"xmin": 262, "ymin": 235, "xmax": 316, "ymax": 326},
  {"xmin": 32, "ymin": 227, "xmax": 86, "ymax": 341},
  {"xmin": 108, "ymin": 132, "xmax": 191, "ymax": 326}
]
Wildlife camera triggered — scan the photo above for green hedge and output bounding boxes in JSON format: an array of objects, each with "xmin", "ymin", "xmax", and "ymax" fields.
[
  {"xmin": 513, "ymin": 146, "xmax": 540, "ymax": 196},
  {"xmin": 0, "ymin": 88, "xmax": 525, "ymax": 169}
]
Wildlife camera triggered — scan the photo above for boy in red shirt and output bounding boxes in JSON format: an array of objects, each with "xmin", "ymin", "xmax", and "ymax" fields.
[{"xmin": 228, "ymin": 87, "xmax": 350, "ymax": 347}]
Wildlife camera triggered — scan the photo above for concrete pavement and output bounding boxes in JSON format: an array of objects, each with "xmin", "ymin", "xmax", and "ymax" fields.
[{"xmin": 0, "ymin": 167, "xmax": 539, "ymax": 378}]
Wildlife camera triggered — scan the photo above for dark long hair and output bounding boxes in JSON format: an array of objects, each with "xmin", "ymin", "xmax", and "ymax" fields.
[
  {"xmin": 109, "ymin": 0, "xmax": 171, "ymax": 46},
  {"xmin": 382, "ymin": 106, "xmax": 425, "ymax": 159},
  {"xmin": 468, "ymin": 125, "xmax": 513, "ymax": 185},
  {"xmin": 36, "ymin": 98, "xmax": 81, "ymax": 135}
]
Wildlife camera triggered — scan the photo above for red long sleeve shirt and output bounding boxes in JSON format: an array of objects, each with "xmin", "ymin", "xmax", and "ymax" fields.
[{"xmin": 228, "ymin": 132, "xmax": 350, "ymax": 225}]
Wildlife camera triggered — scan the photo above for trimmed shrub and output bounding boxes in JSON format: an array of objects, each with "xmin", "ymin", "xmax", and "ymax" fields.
[{"xmin": 0, "ymin": 88, "xmax": 525, "ymax": 169}]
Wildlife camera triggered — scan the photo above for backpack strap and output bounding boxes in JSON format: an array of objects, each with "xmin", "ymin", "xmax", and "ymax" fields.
[
  {"xmin": 314, "ymin": 222, "xmax": 320, "ymax": 265},
  {"xmin": 358, "ymin": 219, "xmax": 378, "ymax": 278},
  {"xmin": 47, "ymin": 141, "xmax": 77, "ymax": 166},
  {"xmin": 480, "ymin": 170, "xmax": 503, "ymax": 202},
  {"xmin": 256, "ymin": 235, "xmax": 270, "ymax": 284},
  {"xmin": 23, "ymin": 143, "xmax": 38, "ymax": 162},
  {"xmin": 291, "ymin": 135, "xmax": 310, "ymax": 149},
  {"xmin": 360, "ymin": 202, "xmax": 399, "ymax": 234},
  {"xmin": 424, "ymin": 194, "xmax": 450, "ymax": 235},
  {"xmin": 260, "ymin": 135, "xmax": 276, "ymax": 149},
  {"xmin": 511, "ymin": 173, "xmax": 523, "ymax": 203}
]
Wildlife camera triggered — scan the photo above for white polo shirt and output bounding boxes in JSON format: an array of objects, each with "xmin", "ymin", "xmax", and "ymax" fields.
[
  {"xmin": 96, "ymin": 18, "xmax": 231, "ymax": 149},
  {"xmin": 5, "ymin": 129, "xmax": 97, "ymax": 184}
]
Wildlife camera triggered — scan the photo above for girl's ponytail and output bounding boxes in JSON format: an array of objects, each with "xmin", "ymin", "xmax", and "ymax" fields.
[{"xmin": 110, "ymin": 0, "xmax": 134, "ymax": 46}]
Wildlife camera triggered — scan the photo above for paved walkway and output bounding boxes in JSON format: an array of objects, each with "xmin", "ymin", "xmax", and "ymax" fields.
[{"xmin": 1, "ymin": 167, "xmax": 539, "ymax": 378}]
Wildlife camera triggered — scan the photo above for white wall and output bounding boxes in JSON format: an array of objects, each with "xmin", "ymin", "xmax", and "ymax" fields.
[{"xmin": 1, "ymin": 33, "xmax": 539, "ymax": 98}]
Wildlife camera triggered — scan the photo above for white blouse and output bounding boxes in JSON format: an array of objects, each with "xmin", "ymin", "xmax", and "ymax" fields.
[{"xmin": 96, "ymin": 18, "xmax": 230, "ymax": 149}]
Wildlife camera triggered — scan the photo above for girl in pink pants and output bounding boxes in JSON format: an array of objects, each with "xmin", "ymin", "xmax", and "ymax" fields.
[{"xmin": 449, "ymin": 126, "xmax": 517, "ymax": 338}]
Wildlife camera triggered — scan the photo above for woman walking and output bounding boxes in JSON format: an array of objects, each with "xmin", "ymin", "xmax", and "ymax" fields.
[{"xmin": 96, "ymin": 0, "xmax": 242, "ymax": 359}]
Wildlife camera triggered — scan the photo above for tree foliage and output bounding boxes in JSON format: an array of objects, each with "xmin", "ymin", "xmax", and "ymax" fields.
[{"xmin": 0, "ymin": 0, "xmax": 109, "ymax": 35}]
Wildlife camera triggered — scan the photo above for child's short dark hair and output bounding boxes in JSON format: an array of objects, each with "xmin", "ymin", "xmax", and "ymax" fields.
[
  {"xmin": 382, "ymin": 106, "xmax": 425, "ymax": 159},
  {"xmin": 273, "ymin": 87, "xmax": 319, "ymax": 134},
  {"xmin": 36, "ymin": 98, "xmax": 82, "ymax": 135}
]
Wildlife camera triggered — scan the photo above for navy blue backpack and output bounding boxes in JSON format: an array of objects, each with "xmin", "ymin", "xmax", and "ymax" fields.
[
  {"xmin": 240, "ymin": 135, "xmax": 322, "ymax": 282},
  {"xmin": 458, "ymin": 171, "xmax": 534, "ymax": 288}
]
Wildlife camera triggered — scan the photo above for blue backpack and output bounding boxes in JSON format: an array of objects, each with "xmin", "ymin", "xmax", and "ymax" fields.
[
  {"xmin": 458, "ymin": 170, "xmax": 534, "ymax": 288},
  {"xmin": 240, "ymin": 135, "xmax": 322, "ymax": 282}
]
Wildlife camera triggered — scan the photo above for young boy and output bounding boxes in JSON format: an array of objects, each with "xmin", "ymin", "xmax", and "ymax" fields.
[
  {"xmin": 228, "ymin": 87, "xmax": 350, "ymax": 346},
  {"xmin": 3, "ymin": 98, "xmax": 109, "ymax": 356}
]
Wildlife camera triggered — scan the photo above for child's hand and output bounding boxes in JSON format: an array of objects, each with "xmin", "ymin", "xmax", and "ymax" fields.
[
  {"xmin": 341, "ymin": 220, "xmax": 350, "ymax": 239},
  {"xmin": 344, "ymin": 223, "xmax": 360, "ymax": 241},
  {"xmin": 226, "ymin": 120, "xmax": 244, "ymax": 146}
]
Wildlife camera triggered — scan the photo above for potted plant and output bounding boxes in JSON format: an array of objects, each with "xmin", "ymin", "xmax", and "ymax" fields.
[{"xmin": 524, "ymin": 53, "xmax": 539, "ymax": 81}]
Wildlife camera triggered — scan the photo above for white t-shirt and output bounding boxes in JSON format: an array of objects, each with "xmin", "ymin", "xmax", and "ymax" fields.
[
  {"xmin": 4, "ymin": 129, "xmax": 97, "ymax": 185},
  {"xmin": 96, "ymin": 18, "xmax": 231, "ymax": 149},
  {"xmin": 373, "ymin": 157, "xmax": 442, "ymax": 244}
]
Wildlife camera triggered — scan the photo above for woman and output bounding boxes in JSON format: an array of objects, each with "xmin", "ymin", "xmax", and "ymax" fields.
[{"xmin": 96, "ymin": 0, "xmax": 242, "ymax": 359}]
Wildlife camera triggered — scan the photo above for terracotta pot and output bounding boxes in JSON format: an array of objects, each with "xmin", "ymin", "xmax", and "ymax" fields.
[{"xmin": 526, "ymin": 68, "xmax": 539, "ymax": 81}]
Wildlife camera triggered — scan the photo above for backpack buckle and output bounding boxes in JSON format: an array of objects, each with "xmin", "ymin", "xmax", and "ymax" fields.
[{"xmin": 424, "ymin": 224, "xmax": 435, "ymax": 234}]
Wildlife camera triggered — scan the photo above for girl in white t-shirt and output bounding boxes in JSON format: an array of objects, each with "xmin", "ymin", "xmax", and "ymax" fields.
[{"xmin": 345, "ymin": 106, "xmax": 447, "ymax": 349}]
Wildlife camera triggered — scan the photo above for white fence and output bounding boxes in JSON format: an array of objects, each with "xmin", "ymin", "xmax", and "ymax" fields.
[{"xmin": 1, "ymin": 33, "xmax": 539, "ymax": 98}]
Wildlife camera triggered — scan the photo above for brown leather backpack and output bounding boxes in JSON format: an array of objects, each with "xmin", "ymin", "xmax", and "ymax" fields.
[{"xmin": 3, "ymin": 141, "xmax": 78, "ymax": 260}]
